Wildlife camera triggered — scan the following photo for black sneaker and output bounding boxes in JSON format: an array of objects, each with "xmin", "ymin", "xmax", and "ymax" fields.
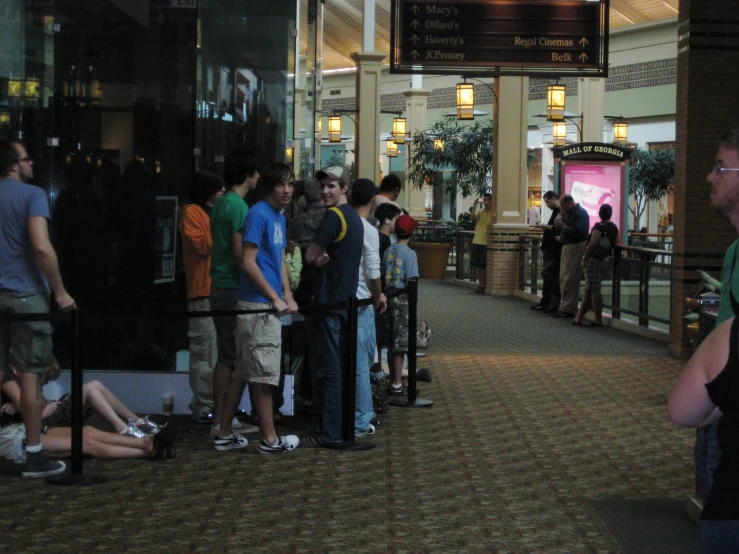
[
  {"xmin": 387, "ymin": 384, "xmax": 409, "ymax": 396},
  {"xmin": 22, "ymin": 450, "xmax": 66, "ymax": 478}
]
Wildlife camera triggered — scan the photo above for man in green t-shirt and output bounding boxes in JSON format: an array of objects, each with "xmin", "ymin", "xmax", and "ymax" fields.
[{"xmin": 209, "ymin": 149, "xmax": 260, "ymax": 437}]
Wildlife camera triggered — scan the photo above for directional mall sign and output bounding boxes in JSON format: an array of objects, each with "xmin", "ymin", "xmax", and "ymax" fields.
[{"xmin": 390, "ymin": 0, "xmax": 609, "ymax": 77}]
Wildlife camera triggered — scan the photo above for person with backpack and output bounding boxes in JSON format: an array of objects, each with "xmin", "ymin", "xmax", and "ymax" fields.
[{"xmin": 573, "ymin": 203, "xmax": 618, "ymax": 327}]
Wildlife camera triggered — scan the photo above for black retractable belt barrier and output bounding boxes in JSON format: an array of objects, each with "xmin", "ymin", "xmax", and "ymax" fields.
[
  {"xmin": 48, "ymin": 309, "xmax": 107, "ymax": 486},
  {"xmin": 390, "ymin": 280, "xmax": 433, "ymax": 409}
]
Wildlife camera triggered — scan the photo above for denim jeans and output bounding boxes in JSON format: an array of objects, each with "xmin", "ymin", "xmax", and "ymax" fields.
[
  {"xmin": 700, "ymin": 520, "xmax": 739, "ymax": 553},
  {"xmin": 355, "ymin": 306, "xmax": 375, "ymax": 434},
  {"xmin": 309, "ymin": 312, "xmax": 345, "ymax": 443}
]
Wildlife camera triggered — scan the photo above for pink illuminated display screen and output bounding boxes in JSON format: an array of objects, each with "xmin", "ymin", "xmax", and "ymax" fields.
[{"xmin": 562, "ymin": 163, "xmax": 624, "ymax": 244}]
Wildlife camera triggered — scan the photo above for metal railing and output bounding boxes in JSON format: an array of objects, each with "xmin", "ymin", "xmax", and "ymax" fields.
[{"xmin": 518, "ymin": 235, "xmax": 672, "ymax": 330}]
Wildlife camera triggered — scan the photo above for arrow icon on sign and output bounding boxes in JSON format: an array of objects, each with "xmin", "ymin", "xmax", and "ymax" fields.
[
  {"xmin": 411, "ymin": 19, "xmax": 420, "ymax": 29},
  {"xmin": 410, "ymin": 35, "xmax": 420, "ymax": 44},
  {"xmin": 579, "ymin": 38, "xmax": 589, "ymax": 47},
  {"xmin": 579, "ymin": 53, "xmax": 589, "ymax": 62},
  {"xmin": 410, "ymin": 5, "xmax": 420, "ymax": 14},
  {"xmin": 410, "ymin": 50, "xmax": 420, "ymax": 60}
]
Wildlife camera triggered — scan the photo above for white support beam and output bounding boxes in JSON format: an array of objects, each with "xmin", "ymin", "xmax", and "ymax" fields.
[
  {"xmin": 324, "ymin": 9, "xmax": 365, "ymax": 47},
  {"xmin": 376, "ymin": 0, "xmax": 392, "ymax": 13},
  {"xmin": 610, "ymin": 0, "xmax": 647, "ymax": 24},
  {"xmin": 660, "ymin": 0, "xmax": 678, "ymax": 14},
  {"xmin": 324, "ymin": 34, "xmax": 358, "ymax": 67},
  {"xmin": 329, "ymin": 0, "xmax": 390, "ymax": 41}
]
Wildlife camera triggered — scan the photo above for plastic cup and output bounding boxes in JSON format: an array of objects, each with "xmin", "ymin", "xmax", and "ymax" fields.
[{"xmin": 162, "ymin": 393, "xmax": 174, "ymax": 416}]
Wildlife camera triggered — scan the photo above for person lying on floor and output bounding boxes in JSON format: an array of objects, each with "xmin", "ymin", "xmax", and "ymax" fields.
[{"xmin": 1, "ymin": 357, "xmax": 159, "ymax": 438}]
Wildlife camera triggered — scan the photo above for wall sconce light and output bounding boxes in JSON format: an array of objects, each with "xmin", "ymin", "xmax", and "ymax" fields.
[
  {"xmin": 24, "ymin": 77, "xmax": 40, "ymax": 100},
  {"xmin": 316, "ymin": 117, "xmax": 322, "ymax": 139},
  {"xmin": 552, "ymin": 121, "xmax": 567, "ymax": 147},
  {"xmin": 613, "ymin": 121, "xmax": 628, "ymax": 144},
  {"xmin": 456, "ymin": 82, "xmax": 475, "ymax": 120},
  {"xmin": 392, "ymin": 117, "xmax": 407, "ymax": 144},
  {"xmin": 433, "ymin": 139, "xmax": 445, "ymax": 151},
  {"xmin": 386, "ymin": 140, "xmax": 398, "ymax": 157},
  {"xmin": 546, "ymin": 83, "xmax": 566, "ymax": 122},
  {"xmin": 328, "ymin": 115, "xmax": 342, "ymax": 143},
  {"xmin": 285, "ymin": 146, "xmax": 294, "ymax": 162},
  {"xmin": 0, "ymin": 112, "xmax": 9, "ymax": 125},
  {"xmin": 8, "ymin": 79, "xmax": 22, "ymax": 98}
]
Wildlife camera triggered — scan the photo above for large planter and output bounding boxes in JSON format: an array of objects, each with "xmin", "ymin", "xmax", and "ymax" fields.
[{"xmin": 412, "ymin": 242, "xmax": 453, "ymax": 279}]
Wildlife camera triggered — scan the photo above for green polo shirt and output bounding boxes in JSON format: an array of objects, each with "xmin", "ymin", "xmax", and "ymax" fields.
[
  {"xmin": 717, "ymin": 239, "xmax": 739, "ymax": 326},
  {"xmin": 210, "ymin": 190, "xmax": 248, "ymax": 289}
]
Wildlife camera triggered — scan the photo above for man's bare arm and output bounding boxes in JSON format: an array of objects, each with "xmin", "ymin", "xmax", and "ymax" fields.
[{"xmin": 27, "ymin": 217, "xmax": 75, "ymax": 310}]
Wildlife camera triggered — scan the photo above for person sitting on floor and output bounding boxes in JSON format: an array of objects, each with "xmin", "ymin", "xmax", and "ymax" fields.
[{"xmin": 1, "ymin": 357, "xmax": 159, "ymax": 438}]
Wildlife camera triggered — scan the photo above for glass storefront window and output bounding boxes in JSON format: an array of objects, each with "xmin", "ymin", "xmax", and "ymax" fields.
[{"xmin": 0, "ymin": 0, "xmax": 297, "ymax": 370}]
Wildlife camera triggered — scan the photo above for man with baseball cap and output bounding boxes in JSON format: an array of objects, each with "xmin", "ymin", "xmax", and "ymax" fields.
[{"xmin": 303, "ymin": 169, "xmax": 364, "ymax": 447}]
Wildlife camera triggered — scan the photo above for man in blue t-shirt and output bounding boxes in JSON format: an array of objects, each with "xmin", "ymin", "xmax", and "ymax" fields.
[
  {"xmin": 214, "ymin": 163, "xmax": 299, "ymax": 454},
  {"xmin": 0, "ymin": 140, "xmax": 74, "ymax": 477},
  {"xmin": 303, "ymin": 169, "xmax": 364, "ymax": 447}
]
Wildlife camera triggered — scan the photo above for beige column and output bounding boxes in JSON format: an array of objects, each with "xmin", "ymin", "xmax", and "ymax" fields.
[
  {"xmin": 578, "ymin": 77, "xmax": 605, "ymax": 143},
  {"xmin": 488, "ymin": 76, "xmax": 530, "ymax": 295},
  {"xmin": 292, "ymin": 86, "xmax": 306, "ymax": 178},
  {"xmin": 351, "ymin": 52, "xmax": 386, "ymax": 181},
  {"xmin": 403, "ymin": 88, "xmax": 432, "ymax": 218}
]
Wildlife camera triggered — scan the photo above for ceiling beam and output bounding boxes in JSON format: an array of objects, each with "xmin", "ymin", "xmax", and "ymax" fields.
[
  {"xmin": 324, "ymin": 8, "xmax": 365, "ymax": 47},
  {"xmin": 328, "ymin": 0, "xmax": 390, "ymax": 41},
  {"xmin": 610, "ymin": 0, "xmax": 648, "ymax": 24},
  {"xmin": 376, "ymin": 0, "xmax": 392, "ymax": 14},
  {"xmin": 323, "ymin": 33, "xmax": 358, "ymax": 67},
  {"xmin": 660, "ymin": 0, "xmax": 679, "ymax": 14}
]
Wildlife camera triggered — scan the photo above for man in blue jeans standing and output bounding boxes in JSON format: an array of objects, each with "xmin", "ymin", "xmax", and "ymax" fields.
[{"xmin": 304, "ymin": 169, "xmax": 363, "ymax": 447}]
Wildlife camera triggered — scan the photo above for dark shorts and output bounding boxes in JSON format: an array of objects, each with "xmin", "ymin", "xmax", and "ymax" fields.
[
  {"xmin": 374, "ymin": 308, "xmax": 386, "ymax": 349},
  {"xmin": 42, "ymin": 396, "xmax": 93, "ymax": 429},
  {"xmin": 209, "ymin": 287, "xmax": 239, "ymax": 366},
  {"xmin": 0, "ymin": 290, "xmax": 53, "ymax": 375},
  {"xmin": 384, "ymin": 294, "xmax": 410, "ymax": 353},
  {"xmin": 470, "ymin": 244, "xmax": 487, "ymax": 268}
]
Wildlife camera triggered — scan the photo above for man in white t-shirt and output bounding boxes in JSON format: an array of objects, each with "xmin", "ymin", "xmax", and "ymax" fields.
[{"xmin": 352, "ymin": 179, "xmax": 387, "ymax": 437}]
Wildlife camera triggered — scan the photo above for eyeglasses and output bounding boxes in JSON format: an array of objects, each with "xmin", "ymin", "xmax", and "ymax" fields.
[{"xmin": 713, "ymin": 165, "xmax": 739, "ymax": 176}]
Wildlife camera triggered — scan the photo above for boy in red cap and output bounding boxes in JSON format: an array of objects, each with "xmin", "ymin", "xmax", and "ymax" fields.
[{"xmin": 382, "ymin": 215, "xmax": 419, "ymax": 396}]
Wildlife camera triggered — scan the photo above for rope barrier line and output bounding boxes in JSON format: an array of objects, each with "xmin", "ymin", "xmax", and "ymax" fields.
[{"xmin": 0, "ymin": 286, "xmax": 420, "ymax": 474}]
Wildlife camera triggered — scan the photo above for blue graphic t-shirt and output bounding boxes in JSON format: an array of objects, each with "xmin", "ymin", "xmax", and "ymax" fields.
[
  {"xmin": 383, "ymin": 244, "xmax": 419, "ymax": 290},
  {"xmin": 238, "ymin": 200, "xmax": 286, "ymax": 303}
]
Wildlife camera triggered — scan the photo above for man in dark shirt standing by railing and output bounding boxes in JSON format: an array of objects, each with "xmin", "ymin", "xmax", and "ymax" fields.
[
  {"xmin": 552, "ymin": 194, "xmax": 589, "ymax": 318},
  {"xmin": 533, "ymin": 191, "xmax": 562, "ymax": 313}
]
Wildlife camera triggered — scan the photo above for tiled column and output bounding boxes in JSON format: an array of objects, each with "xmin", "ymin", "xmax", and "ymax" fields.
[
  {"xmin": 670, "ymin": 7, "xmax": 739, "ymax": 357},
  {"xmin": 403, "ymin": 88, "xmax": 432, "ymax": 218},
  {"xmin": 351, "ymin": 51, "xmax": 386, "ymax": 181},
  {"xmin": 488, "ymin": 76, "xmax": 530, "ymax": 295}
]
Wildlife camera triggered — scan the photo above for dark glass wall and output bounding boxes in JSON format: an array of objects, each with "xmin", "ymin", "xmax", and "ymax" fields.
[{"xmin": 0, "ymin": 0, "xmax": 296, "ymax": 370}]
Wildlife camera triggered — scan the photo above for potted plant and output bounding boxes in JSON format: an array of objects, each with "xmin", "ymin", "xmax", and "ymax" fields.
[{"xmin": 411, "ymin": 221, "xmax": 458, "ymax": 279}]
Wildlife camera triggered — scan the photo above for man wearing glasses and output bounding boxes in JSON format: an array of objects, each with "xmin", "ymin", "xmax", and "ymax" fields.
[
  {"xmin": 695, "ymin": 131, "xmax": 739, "ymax": 506},
  {"xmin": 0, "ymin": 140, "xmax": 75, "ymax": 477}
]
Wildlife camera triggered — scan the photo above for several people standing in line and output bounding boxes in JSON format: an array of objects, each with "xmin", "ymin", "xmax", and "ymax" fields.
[
  {"xmin": 0, "ymin": 140, "xmax": 75, "ymax": 477},
  {"xmin": 573, "ymin": 204, "xmax": 618, "ymax": 327},
  {"xmin": 551, "ymin": 194, "xmax": 590, "ymax": 318},
  {"xmin": 179, "ymin": 171, "xmax": 224, "ymax": 424},
  {"xmin": 352, "ymin": 179, "xmax": 387, "ymax": 438},
  {"xmin": 532, "ymin": 191, "xmax": 562, "ymax": 313},
  {"xmin": 214, "ymin": 163, "xmax": 300, "ymax": 454},
  {"xmin": 469, "ymin": 193, "xmax": 494, "ymax": 294},
  {"xmin": 383, "ymin": 215, "xmax": 420, "ymax": 397},
  {"xmin": 303, "ymin": 169, "xmax": 364, "ymax": 448},
  {"xmin": 209, "ymin": 150, "xmax": 260, "ymax": 439}
]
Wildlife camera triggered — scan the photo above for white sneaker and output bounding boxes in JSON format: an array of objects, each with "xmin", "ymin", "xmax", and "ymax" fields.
[
  {"xmin": 232, "ymin": 418, "xmax": 259, "ymax": 434},
  {"xmin": 213, "ymin": 433, "xmax": 249, "ymax": 451},
  {"xmin": 258, "ymin": 435, "xmax": 299, "ymax": 454}
]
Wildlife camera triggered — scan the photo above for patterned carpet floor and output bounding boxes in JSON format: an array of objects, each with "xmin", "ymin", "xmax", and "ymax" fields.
[{"xmin": 0, "ymin": 280, "xmax": 697, "ymax": 553}]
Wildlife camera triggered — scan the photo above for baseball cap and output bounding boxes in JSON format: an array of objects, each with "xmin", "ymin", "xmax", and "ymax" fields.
[
  {"xmin": 315, "ymin": 166, "xmax": 350, "ymax": 186},
  {"xmin": 395, "ymin": 214, "xmax": 419, "ymax": 238}
]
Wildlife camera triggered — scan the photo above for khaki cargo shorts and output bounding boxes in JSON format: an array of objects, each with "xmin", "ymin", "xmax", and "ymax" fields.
[
  {"xmin": 0, "ymin": 290, "xmax": 53, "ymax": 374},
  {"xmin": 233, "ymin": 301, "xmax": 282, "ymax": 387}
]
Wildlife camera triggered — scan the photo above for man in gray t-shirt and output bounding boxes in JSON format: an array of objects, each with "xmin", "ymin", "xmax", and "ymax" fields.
[{"xmin": 0, "ymin": 140, "xmax": 75, "ymax": 478}]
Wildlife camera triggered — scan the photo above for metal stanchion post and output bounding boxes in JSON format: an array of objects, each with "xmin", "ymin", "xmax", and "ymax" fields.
[
  {"xmin": 48, "ymin": 309, "xmax": 107, "ymax": 486},
  {"xmin": 390, "ymin": 280, "xmax": 433, "ymax": 409},
  {"xmin": 336, "ymin": 297, "xmax": 374, "ymax": 451}
]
